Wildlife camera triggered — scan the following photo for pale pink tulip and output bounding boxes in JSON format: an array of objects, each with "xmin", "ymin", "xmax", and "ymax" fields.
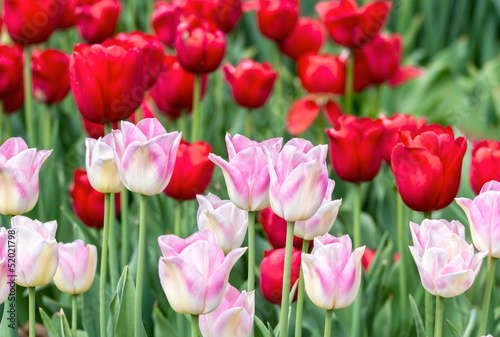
[
  {"xmin": 409, "ymin": 219, "xmax": 486, "ymax": 297},
  {"xmin": 53, "ymin": 240, "xmax": 97, "ymax": 295},
  {"xmin": 112, "ymin": 118, "xmax": 181, "ymax": 195},
  {"xmin": 85, "ymin": 134, "xmax": 124, "ymax": 193},
  {"xmin": 0, "ymin": 228, "xmax": 10, "ymax": 304},
  {"xmin": 12, "ymin": 216, "xmax": 59, "ymax": 287},
  {"xmin": 456, "ymin": 180, "xmax": 500, "ymax": 257},
  {"xmin": 0, "ymin": 138, "xmax": 52, "ymax": 215},
  {"xmin": 158, "ymin": 230, "xmax": 246, "ymax": 315},
  {"xmin": 197, "ymin": 193, "xmax": 248, "ymax": 255},
  {"xmin": 267, "ymin": 138, "xmax": 329, "ymax": 221},
  {"xmin": 302, "ymin": 234, "xmax": 365, "ymax": 309},
  {"xmin": 208, "ymin": 134, "xmax": 282, "ymax": 211},
  {"xmin": 199, "ymin": 284, "xmax": 255, "ymax": 337},
  {"xmin": 294, "ymin": 179, "xmax": 342, "ymax": 240}
]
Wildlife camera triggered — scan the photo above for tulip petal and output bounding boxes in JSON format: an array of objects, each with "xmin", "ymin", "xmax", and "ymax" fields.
[
  {"xmin": 301, "ymin": 253, "xmax": 335, "ymax": 309},
  {"xmin": 286, "ymin": 98, "xmax": 321, "ymax": 135}
]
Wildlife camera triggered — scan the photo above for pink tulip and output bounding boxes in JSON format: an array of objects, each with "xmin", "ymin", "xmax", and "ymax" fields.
[
  {"xmin": 112, "ymin": 118, "xmax": 181, "ymax": 195},
  {"xmin": 209, "ymin": 134, "xmax": 282, "ymax": 211},
  {"xmin": 85, "ymin": 134, "xmax": 124, "ymax": 194},
  {"xmin": 53, "ymin": 240, "xmax": 97, "ymax": 294},
  {"xmin": 267, "ymin": 138, "xmax": 329, "ymax": 221},
  {"xmin": 409, "ymin": 219, "xmax": 486, "ymax": 297},
  {"xmin": 158, "ymin": 230, "xmax": 246, "ymax": 315},
  {"xmin": 12, "ymin": 216, "xmax": 59, "ymax": 287},
  {"xmin": 301, "ymin": 234, "xmax": 365, "ymax": 309},
  {"xmin": 0, "ymin": 137, "xmax": 52, "ymax": 215},
  {"xmin": 294, "ymin": 179, "xmax": 342, "ymax": 240},
  {"xmin": 0, "ymin": 228, "xmax": 9, "ymax": 304},
  {"xmin": 199, "ymin": 284, "xmax": 254, "ymax": 337},
  {"xmin": 456, "ymin": 180, "xmax": 500, "ymax": 258},
  {"xmin": 197, "ymin": 193, "xmax": 248, "ymax": 255}
]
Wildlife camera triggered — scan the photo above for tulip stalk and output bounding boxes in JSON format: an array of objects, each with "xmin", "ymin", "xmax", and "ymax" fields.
[
  {"xmin": 396, "ymin": 195, "xmax": 408, "ymax": 322},
  {"xmin": 0, "ymin": 105, "xmax": 3, "ymax": 142},
  {"xmin": 174, "ymin": 201, "xmax": 182, "ymax": 237},
  {"xmin": 191, "ymin": 74, "xmax": 202, "ymax": 142},
  {"xmin": 345, "ymin": 53, "xmax": 354, "ymax": 116},
  {"xmin": 479, "ymin": 256, "xmax": 497, "ymax": 335},
  {"xmin": 24, "ymin": 46, "xmax": 35, "ymax": 146},
  {"xmin": 373, "ymin": 86, "xmax": 381, "ymax": 118},
  {"xmin": 191, "ymin": 315, "xmax": 199, "ymax": 337},
  {"xmin": 351, "ymin": 183, "xmax": 361, "ymax": 337},
  {"xmin": 29, "ymin": 287, "xmax": 35, "ymax": 337},
  {"xmin": 72, "ymin": 295, "xmax": 77, "ymax": 337},
  {"xmin": 245, "ymin": 110, "xmax": 252, "ymax": 139},
  {"xmin": 279, "ymin": 221, "xmax": 295, "ymax": 337},
  {"xmin": 121, "ymin": 188, "xmax": 130, "ymax": 267},
  {"xmin": 108, "ymin": 193, "xmax": 118, "ymax": 293},
  {"xmin": 423, "ymin": 211, "xmax": 433, "ymax": 337},
  {"xmin": 434, "ymin": 296, "xmax": 445, "ymax": 337},
  {"xmin": 295, "ymin": 239, "xmax": 310, "ymax": 337},
  {"xmin": 135, "ymin": 194, "xmax": 148, "ymax": 337},
  {"xmin": 324, "ymin": 309, "xmax": 333, "ymax": 337},
  {"xmin": 100, "ymin": 193, "xmax": 111, "ymax": 337},
  {"xmin": 247, "ymin": 211, "xmax": 256, "ymax": 292}
]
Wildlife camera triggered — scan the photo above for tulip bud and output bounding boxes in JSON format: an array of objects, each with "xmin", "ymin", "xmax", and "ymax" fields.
[
  {"xmin": 259, "ymin": 206, "xmax": 305, "ymax": 249},
  {"xmin": 279, "ymin": 17, "xmax": 326, "ymax": 61},
  {"xmin": 53, "ymin": 240, "xmax": 97, "ymax": 294},
  {"xmin": 32, "ymin": 48, "xmax": 70, "ymax": 105},
  {"xmin": 57, "ymin": 0, "xmax": 80, "ymax": 30},
  {"xmin": 469, "ymin": 140, "xmax": 500, "ymax": 195},
  {"xmin": 75, "ymin": 0, "xmax": 121, "ymax": 44},
  {"xmin": 0, "ymin": 45, "xmax": 24, "ymax": 113},
  {"xmin": 0, "ymin": 228, "xmax": 9, "ymax": 304},
  {"xmin": 257, "ymin": 0, "xmax": 299, "ymax": 42},
  {"xmin": 297, "ymin": 54, "xmax": 345, "ymax": 95},
  {"xmin": 151, "ymin": 1, "xmax": 181, "ymax": 47}
]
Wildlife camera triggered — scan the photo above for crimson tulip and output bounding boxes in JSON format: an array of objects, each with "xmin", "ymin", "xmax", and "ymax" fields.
[
  {"xmin": 260, "ymin": 206, "xmax": 306, "ymax": 250},
  {"xmin": 69, "ymin": 43, "xmax": 144, "ymax": 124},
  {"xmin": 69, "ymin": 168, "xmax": 121, "ymax": 228},
  {"xmin": 297, "ymin": 54, "xmax": 345, "ymax": 95},
  {"xmin": 76, "ymin": 0, "xmax": 121, "ymax": 44},
  {"xmin": 316, "ymin": 0, "xmax": 391, "ymax": 50},
  {"xmin": 257, "ymin": 0, "xmax": 299, "ymax": 42},
  {"xmin": 0, "ymin": 44, "xmax": 24, "ymax": 113},
  {"xmin": 163, "ymin": 139, "xmax": 214, "ymax": 200},
  {"xmin": 326, "ymin": 115, "xmax": 385, "ymax": 183},
  {"xmin": 223, "ymin": 59, "xmax": 277, "ymax": 109},
  {"xmin": 174, "ymin": 15, "xmax": 226, "ymax": 74},
  {"xmin": 391, "ymin": 125, "xmax": 467, "ymax": 213},
  {"xmin": 151, "ymin": 1, "xmax": 181, "ymax": 47},
  {"xmin": 179, "ymin": 0, "xmax": 243, "ymax": 33},
  {"xmin": 4, "ymin": 0, "xmax": 64, "ymax": 44},
  {"xmin": 260, "ymin": 248, "xmax": 301, "ymax": 305},
  {"xmin": 2, "ymin": 87, "xmax": 24, "ymax": 113},
  {"xmin": 32, "ymin": 48, "xmax": 70, "ymax": 105},
  {"xmin": 57, "ymin": 0, "xmax": 80, "ymax": 29},
  {"xmin": 279, "ymin": 17, "xmax": 326, "ymax": 61},
  {"xmin": 469, "ymin": 140, "xmax": 500, "ymax": 195}
]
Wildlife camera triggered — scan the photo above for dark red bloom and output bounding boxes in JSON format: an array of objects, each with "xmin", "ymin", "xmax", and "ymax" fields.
[
  {"xmin": 260, "ymin": 248, "xmax": 301, "ymax": 305},
  {"xmin": 151, "ymin": 1, "xmax": 181, "ymax": 46},
  {"xmin": 76, "ymin": 0, "xmax": 121, "ymax": 44},
  {"xmin": 69, "ymin": 168, "xmax": 121, "ymax": 228},
  {"xmin": 57, "ymin": 0, "xmax": 80, "ymax": 29},
  {"xmin": 279, "ymin": 17, "xmax": 326, "ymax": 61},
  {"xmin": 469, "ymin": 140, "xmax": 500, "ymax": 195},
  {"xmin": 223, "ymin": 59, "xmax": 277, "ymax": 109},
  {"xmin": 326, "ymin": 115, "xmax": 385, "ymax": 183},
  {"xmin": 257, "ymin": 0, "xmax": 299, "ymax": 42},
  {"xmin": 260, "ymin": 206, "xmax": 306, "ymax": 249},
  {"xmin": 297, "ymin": 54, "xmax": 345, "ymax": 95},
  {"xmin": 178, "ymin": 0, "xmax": 243, "ymax": 33},
  {"xmin": 0, "ymin": 44, "xmax": 24, "ymax": 113},
  {"xmin": 32, "ymin": 48, "xmax": 70, "ymax": 105}
]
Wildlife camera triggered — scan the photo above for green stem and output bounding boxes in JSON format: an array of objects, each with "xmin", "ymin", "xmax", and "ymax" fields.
[
  {"xmin": 245, "ymin": 109, "xmax": 252, "ymax": 139},
  {"xmin": 345, "ymin": 52, "xmax": 354, "ymax": 116},
  {"xmin": 5, "ymin": 114, "xmax": 11, "ymax": 139},
  {"xmin": 351, "ymin": 183, "xmax": 361, "ymax": 337},
  {"xmin": 397, "ymin": 195, "xmax": 408, "ymax": 324},
  {"xmin": 42, "ymin": 105, "xmax": 51, "ymax": 149},
  {"xmin": 214, "ymin": 70, "xmax": 224, "ymax": 150},
  {"xmin": 178, "ymin": 110, "xmax": 187, "ymax": 135},
  {"xmin": 108, "ymin": 193, "xmax": 118, "ymax": 293},
  {"xmin": 191, "ymin": 74, "xmax": 201, "ymax": 142},
  {"xmin": 134, "ymin": 194, "xmax": 148, "ymax": 337},
  {"xmin": 279, "ymin": 221, "xmax": 295, "ymax": 337},
  {"xmin": 29, "ymin": 287, "xmax": 35, "ymax": 337},
  {"xmin": 479, "ymin": 256, "xmax": 497, "ymax": 335},
  {"xmin": 72, "ymin": 295, "xmax": 77, "ymax": 337},
  {"xmin": 174, "ymin": 201, "xmax": 182, "ymax": 237},
  {"xmin": 373, "ymin": 86, "xmax": 381, "ymax": 118},
  {"xmin": 324, "ymin": 309, "xmax": 333, "ymax": 337},
  {"xmin": 100, "ymin": 193, "xmax": 111, "ymax": 337},
  {"xmin": 0, "ymin": 103, "xmax": 3, "ymax": 142},
  {"xmin": 128, "ymin": 0, "xmax": 136, "ymax": 30},
  {"xmin": 274, "ymin": 44, "xmax": 283, "ymax": 102},
  {"xmin": 425, "ymin": 291, "xmax": 434, "ymax": 337},
  {"xmin": 247, "ymin": 211, "xmax": 255, "ymax": 292},
  {"xmin": 121, "ymin": 188, "xmax": 130, "ymax": 268},
  {"xmin": 295, "ymin": 239, "xmax": 310, "ymax": 337},
  {"xmin": 434, "ymin": 296, "xmax": 445, "ymax": 337},
  {"xmin": 424, "ymin": 211, "xmax": 432, "ymax": 219},
  {"xmin": 191, "ymin": 315, "xmax": 199, "ymax": 337},
  {"xmin": 317, "ymin": 111, "xmax": 325, "ymax": 145},
  {"xmin": 24, "ymin": 45, "xmax": 35, "ymax": 146}
]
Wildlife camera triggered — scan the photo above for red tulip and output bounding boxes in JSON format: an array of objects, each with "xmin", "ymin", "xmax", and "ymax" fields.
[
  {"xmin": 4, "ymin": 0, "xmax": 64, "ymax": 44},
  {"xmin": 326, "ymin": 115, "xmax": 384, "ymax": 183},
  {"xmin": 114, "ymin": 32, "xmax": 165, "ymax": 89},
  {"xmin": 286, "ymin": 97, "xmax": 342, "ymax": 135},
  {"xmin": 212, "ymin": 0, "xmax": 242, "ymax": 33},
  {"xmin": 361, "ymin": 247, "xmax": 376, "ymax": 271},
  {"xmin": 76, "ymin": 0, "xmax": 121, "ymax": 44},
  {"xmin": 316, "ymin": 0, "xmax": 391, "ymax": 50},
  {"xmin": 223, "ymin": 59, "xmax": 277, "ymax": 109},
  {"xmin": 297, "ymin": 54, "xmax": 345, "ymax": 95},
  {"xmin": 257, "ymin": 0, "xmax": 299, "ymax": 42},
  {"xmin": 0, "ymin": 44, "xmax": 24, "ymax": 113},
  {"xmin": 2, "ymin": 87, "xmax": 24, "ymax": 113},
  {"xmin": 178, "ymin": 0, "xmax": 243, "ymax": 33},
  {"xmin": 391, "ymin": 125, "xmax": 467, "ymax": 213},
  {"xmin": 469, "ymin": 140, "xmax": 500, "ymax": 195},
  {"xmin": 163, "ymin": 140, "xmax": 214, "ymax": 201},
  {"xmin": 151, "ymin": 1, "xmax": 181, "ymax": 47},
  {"xmin": 278, "ymin": 17, "xmax": 326, "ymax": 61},
  {"xmin": 69, "ymin": 168, "xmax": 121, "ymax": 228},
  {"xmin": 69, "ymin": 43, "xmax": 144, "ymax": 124},
  {"xmin": 260, "ymin": 248, "xmax": 301, "ymax": 305},
  {"xmin": 32, "ymin": 49, "xmax": 70, "ymax": 105},
  {"xmin": 380, "ymin": 113, "xmax": 427, "ymax": 165},
  {"xmin": 174, "ymin": 15, "xmax": 226, "ymax": 74},
  {"xmin": 57, "ymin": 0, "xmax": 80, "ymax": 29},
  {"xmin": 150, "ymin": 55, "xmax": 207, "ymax": 119},
  {"xmin": 259, "ymin": 206, "xmax": 306, "ymax": 249}
]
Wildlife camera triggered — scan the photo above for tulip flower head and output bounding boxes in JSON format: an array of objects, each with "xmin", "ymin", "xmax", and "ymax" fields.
[
  {"xmin": 199, "ymin": 284, "xmax": 255, "ymax": 337},
  {"xmin": 0, "ymin": 228, "xmax": 9, "ymax": 304},
  {"xmin": 151, "ymin": 1, "xmax": 182, "ymax": 47},
  {"xmin": 0, "ymin": 137, "xmax": 52, "ymax": 215},
  {"xmin": 112, "ymin": 118, "xmax": 182, "ymax": 196},
  {"xmin": 197, "ymin": 194, "xmax": 248, "ymax": 255},
  {"xmin": 75, "ymin": 0, "xmax": 121, "ymax": 44},
  {"xmin": 409, "ymin": 219, "xmax": 486, "ymax": 297},
  {"xmin": 53, "ymin": 240, "xmax": 97, "ymax": 295},
  {"xmin": 302, "ymin": 234, "xmax": 365, "ymax": 309},
  {"xmin": 32, "ymin": 48, "xmax": 70, "ymax": 105},
  {"xmin": 0, "ymin": 45, "xmax": 24, "ymax": 113},
  {"xmin": 158, "ymin": 230, "xmax": 246, "ymax": 315},
  {"xmin": 12, "ymin": 216, "xmax": 59, "ymax": 288},
  {"xmin": 257, "ymin": 0, "xmax": 299, "ymax": 42},
  {"xmin": 279, "ymin": 17, "xmax": 326, "ymax": 61},
  {"xmin": 469, "ymin": 140, "xmax": 500, "ymax": 195}
]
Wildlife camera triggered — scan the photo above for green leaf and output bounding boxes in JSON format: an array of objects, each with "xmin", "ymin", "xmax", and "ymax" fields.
[
  {"xmin": 0, "ymin": 297, "xmax": 19, "ymax": 337},
  {"xmin": 81, "ymin": 274, "xmax": 100, "ymax": 337},
  {"xmin": 152, "ymin": 304, "xmax": 178, "ymax": 337},
  {"xmin": 254, "ymin": 315, "xmax": 270, "ymax": 337},
  {"xmin": 115, "ymin": 266, "xmax": 137, "ymax": 337},
  {"xmin": 446, "ymin": 320, "xmax": 464, "ymax": 337},
  {"xmin": 58, "ymin": 309, "xmax": 72, "ymax": 337},
  {"xmin": 373, "ymin": 297, "xmax": 392, "ymax": 337},
  {"xmin": 39, "ymin": 308, "xmax": 60, "ymax": 337},
  {"xmin": 268, "ymin": 322, "xmax": 277, "ymax": 337},
  {"xmin": 409, "ymin": 294, "xmax": 426, "ymax": 337}
]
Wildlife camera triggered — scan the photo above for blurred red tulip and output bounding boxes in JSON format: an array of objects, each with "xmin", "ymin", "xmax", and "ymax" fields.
[
  {"xmin": 175, "ymin": 15, "xmax": 226, "ymax": 74},
  {"xmin": 223, "ymin": 59, "xmax": 277, "ymax": 109},
  {"xmin": 57, "ymin": 0, "xmax": 80, "ymax": 29},
  {"xmin": 2, "ymin": 87, "xmax": 24, "ymax": 113},
  {"xmin": 326, "ymin": 115, "xmax": 385, "ymax": 183},
  {"xmin": 361, "ymin": 247, "xmax": 376, "ymax": 271},
  {"xmin": 76, "ymin": 0, "xmax": 121, "ymax": 44},
  {"xmin": 69, "ymin": 43, "xmax": 144, "ymax": 124},
  {"xmin": 69, "ymin": 168, "xmax": 121, "ymax": 229},
  {"xmin": 257, "ymin": 0, "xmax": 299, "ymax": 42},
  {"xmin": 260, "ymin": 248, "xmax": 301, "ymax": 305},
  {"xmin": 469, "ymin": 140, "xmax": 500, "ymax": 195},
  {"xmin": 32, "ymin": 49, "xmax": 70, "ymax": 105},
  {"xmin": 4, "ymin": 0, "xmax": 64, "ymax": 44},
  {"xmin": 178, "ymin": 0, "xmax": 243, "ymax": 33},
  {"xmin": 260, "ymin": 206, "xmax": 306, "ymax": 249},
  {"xmin": 286, "ymin": 97, "xmax": 342, "ymax": 135},
  {"xmin": 297, "ymin": 54, "xmax": 345, "ymax": 95},
  {"xmin": 151, "ymin": 1, "xmax": 181, "ymax": 47},
  {"xmin": 316, "ymin": 0, "xmax": 391, "ymax": 50},
  {"xmin": 0, "ymin": 44, "xmax": 24, "ymax": 113},
  {"xmin": 279, "ymin": 17, "xmax": 326, "ymax": 61}
]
